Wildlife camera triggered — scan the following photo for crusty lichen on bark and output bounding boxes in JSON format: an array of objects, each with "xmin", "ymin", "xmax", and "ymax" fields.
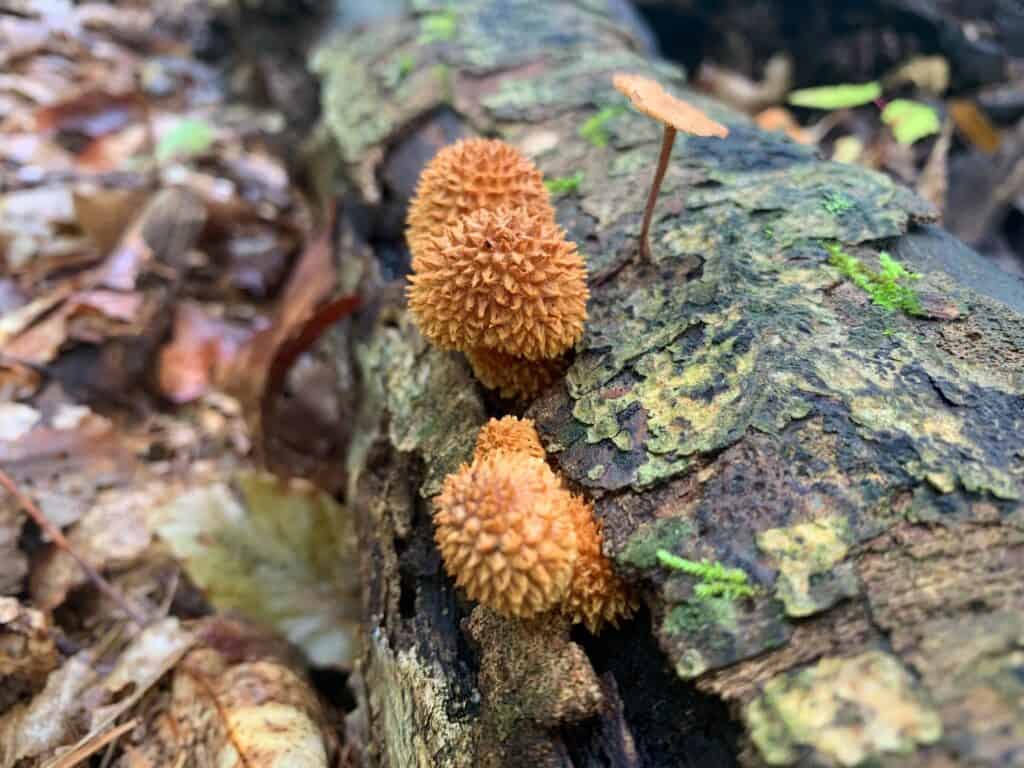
[{"xmin": 322, "ymin": 1, "xmax": 1024, "ymax": 766}]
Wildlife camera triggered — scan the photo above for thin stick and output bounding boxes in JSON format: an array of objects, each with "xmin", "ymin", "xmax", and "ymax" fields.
[
  {"xmin": 46, "ymin": 717, "xmax": 139, "ymax": 768},
  {"xmin": 0, "ymin": 469, "xmax": 148, "ymax": 627},
  {"xmin": 639, "ymin": 126, "xmax": 677, "ymax": 262}
]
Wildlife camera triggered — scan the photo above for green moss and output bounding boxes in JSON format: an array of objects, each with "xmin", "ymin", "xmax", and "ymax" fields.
[
  {"xmin": 618, "ymin": 518, "xmax": 695, "ymax": 569},
  {"xmin": 664, "ymin": 597, "xmax": 738, "ymax": 637},
  {"xmin": 544, "ymin": 170, "xmax": 584, "ymax": 196},
  {"xmin": 579, "ymin": 105, "xmax": 625, "ymax": 147},
  {"xmin": 821, "ymin": 190, "xmax": 855, "ymax": 215},
  {"xmin": 657, "ymin": 549, "xmax": 757, "ymax": 600},
  {"xmin": 827, "ymin": 243, "xmax": 923, "ymax": 315},
  {"xmin": 418, "ymin": 10, "xmax": 457, "ymax": 43}
]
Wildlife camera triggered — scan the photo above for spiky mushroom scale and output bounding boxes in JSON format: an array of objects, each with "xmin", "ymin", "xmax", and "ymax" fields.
[
  {"xmin": 467, "ymin": 347, "xmax": 566, "ymax": 402},
  {"xmin": 562, "ymin": 495, "xmax": 637, "ymax": 633},
  {"xmin": 407, "ymin": 206, "xmax": 588, "ymax": 360},
  {"xmin": 433, "ymin": 454, "xmax": 578, "ymax": 619},
  {"xmin": 406, "ymin": 138, "xmax": 554, "ymax": 267},
  {"xmin": 472, "ymin": 415, "xmax": 547, "ymax": 462}
]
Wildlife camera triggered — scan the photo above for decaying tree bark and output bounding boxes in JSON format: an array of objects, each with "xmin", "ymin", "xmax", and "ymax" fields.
[{"xmin": 311, "ymin": 1, "xmax": 1024, "ymax": 766}]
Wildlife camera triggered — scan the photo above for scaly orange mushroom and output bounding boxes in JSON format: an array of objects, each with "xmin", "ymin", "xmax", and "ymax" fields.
[
  {"xmin": 406, "ymin": 138, "xmax": 554, "ymax": 268},
  {"xmin": 562, "ymin": 495, "xmax": 637, "ymax": 633},
  {"xmin": 466, "ymin": 347, "xmax": 566, "ymax": 401},
  {"xmin": 613, "ymin": 73, "xmax": 728, "ymax": 262},
  {"xmin": 472, "ymin": 415, "xmax": 546, "ymax": 462},
  {"xmin": 407, "ymin": 205, "xmax": 588, "ymax": 361},
  {"xmin": 433, "ymin": 452, "xmax": 577, "ymax": 619}
]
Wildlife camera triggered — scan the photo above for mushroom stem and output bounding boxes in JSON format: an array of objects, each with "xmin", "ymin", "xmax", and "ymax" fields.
[{"xmin": 639, "ymin": 126, "xmax": 677, "ymax": 262}]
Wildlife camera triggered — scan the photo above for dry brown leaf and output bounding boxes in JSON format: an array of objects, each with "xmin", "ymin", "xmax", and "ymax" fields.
[
  {"xmin": 0, "ymin": 404, "xmax": 135, "ymax": 528},
  {"xmin": 754, "ymin": 107, "xmax": 813, "ymax": 144},
  {"xmin": 29, "ymin": 482, "xmax": 176, "ymax": 611},
  {"xmin": 34, "ymin": 90, "xmax": 143, "ymax": 139},
  {"xmin": 158, "ymin": 302, "xmax": 256, "ymax": 403},
  {"xmin": 224, "ymin": 218, "xmax": 338, "ymax": 435},
  {"xmin": 916, "ymin": 120, "xmax": 953, "ymax": 216},
  {"xmin": 0, "ymin": 597, "xmax": 59, "ymax": 710},
  {"xmin": 949, "ymin": 99, "xmax": 1002, "ymax": 155},
  {"xmin": 123, "ymin": 619, "xmax": 336, "ymax": 768},
  {"xmin": 95, "ymin": 187, "xmax": 206, "ymax": 291},
  {"xmin": 73, "ymin": 185, "xmax": 151, "ymax": 253},
  {"xmin": 695, "ymin": 54, "xmax": 792, "ymax": 114}
]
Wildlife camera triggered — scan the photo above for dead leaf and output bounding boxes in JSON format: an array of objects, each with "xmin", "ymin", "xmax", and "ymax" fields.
[
  {"xmin": 224, "ymin": 218, "xmax": 340, "ymax": 435},
  {"xmin": 153, "ymin": 471, "xmax": 360, "ymax": 667},
  {"xmin": 754, "ymin": 107, "xmax": 812, "ymax": 144},
  {"xmin": 73, "ymin": 184, "xmax": 151, "ymax": 253},
  {"xmin": 158, "ymin": 302, "xmax": 257, "ymax": 404},
  {"xmin": 0, "ymin": 653, "xmax": 95, "ymax": 765},
  {"xmin": 0, "ymin": 403, "xmax": 135, "ymax": 528},
  {"xmin": 950, "ymin": 99, "xmax": 1002, "ymax": 155},
  {"xmin": 883, "ymin": 55, "xmax": 949, "ymax": 95},
  {"xmin": 2, "ymin": 289, "xmax": 146, "ymax": 365},
  {"xmin": 0, "ymin": 362, "xmax": 41, "ymax": 401},
  {"xmin": 124, "ymin": 618, "xmax": 336, "ymax": 767},
  {"xmin": 30, "ymin": 482, "xmax": 173, "ymax": 611},
  {"xmin": 0, "ymin": 597, "xmax": 59, "ymax": 711},
  {"xmin": 34, "ymin": 90, "xmax": 143, "ymax": 139},
  {"xmin": 0, "ymin": 184, "xmax": 78, "ymax": 270},
  {"xmin": 916, "ymin": 120, "xmax": 953, "ymax": 215},
  {"xmin": 96, "ymin": 186, "xmax": 206, "ymax": 290},
  {"xmin": 695, "ymin": 54, "xmax": 792, "ymax": 114},
  {"xmin": 0, "ymin": 502, "xmax": 28, "ymax": 596}
]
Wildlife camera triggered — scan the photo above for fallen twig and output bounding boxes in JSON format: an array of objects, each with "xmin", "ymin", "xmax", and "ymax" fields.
[
  {"xmin": 46, "ymin": 717, "xmax": 139, "ymax": 768},
  {"xmin": 0, "ymin": 468, "xmax": 149, "ymax": 627}
]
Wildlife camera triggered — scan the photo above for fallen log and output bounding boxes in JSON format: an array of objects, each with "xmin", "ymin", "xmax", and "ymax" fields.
[{"xmin": 312, "ymin": 2, "xmax": 1024, "ymax": 765}]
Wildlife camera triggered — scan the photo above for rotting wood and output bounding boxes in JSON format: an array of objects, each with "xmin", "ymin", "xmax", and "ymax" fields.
[{"xmin": 314, "ymin": 2, "xmax": 1024, "ymax": 766}]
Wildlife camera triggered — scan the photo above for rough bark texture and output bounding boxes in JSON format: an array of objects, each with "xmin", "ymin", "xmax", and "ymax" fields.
[{"xmin": 314, "ymin": 1, "xmax": 1024, "ymax": 766}]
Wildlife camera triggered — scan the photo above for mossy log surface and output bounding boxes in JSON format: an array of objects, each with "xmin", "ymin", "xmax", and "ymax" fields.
[{"xmin": 317, "ymin": 2, "xmax": 1024, "ymax": 766}]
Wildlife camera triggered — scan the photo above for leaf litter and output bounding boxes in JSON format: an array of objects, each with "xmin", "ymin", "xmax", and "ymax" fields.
[{"xmin": 0, "ymin": 0, "xmax": 361, "ymax": 764}]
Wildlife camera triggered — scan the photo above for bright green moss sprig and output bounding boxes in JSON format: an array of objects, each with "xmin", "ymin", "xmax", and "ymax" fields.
[
  {"xmin": 579, "ymin": 105, "xmax": 626, "ymax": 147},
  {"xmin": 656, "ymin": 549, "xmax": 757, "ymax": 600},
  {"xmin": 544, "ymin": 170, "xmax": 584, "ymax": 196},
  {"xmin": 826, "ymin": 243, "xmax": 923, "ymax": 316},
  {"xmin": 418, "ymin": 10, "xmax": 457, "ymax": 44}
]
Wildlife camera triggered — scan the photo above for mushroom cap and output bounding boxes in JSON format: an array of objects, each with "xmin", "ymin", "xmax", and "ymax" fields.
[
  {"xmin": 562, "ymin": 495, "xmax": 637, "ymax": 633},
  {"xmin": 434, "ymin": 454, "xmax": 577, "ymax": 618},
  {"xmin": 473, "ymin": 415, "xmax": 546, "ymax": 462},
  {"xmin": 407, "ymin": 206, "xmax": 588, "ymax": 360},
  {"xmin": 613, "ymin": 73, "xmax": 729, "ymax": 138},
  {"xmin": 406, "ymin": 138, "xmax": 554, "ymax": 267},
  {"xmin": 467, "ymin": 347, "xmax": 566, "ymax": 402}
]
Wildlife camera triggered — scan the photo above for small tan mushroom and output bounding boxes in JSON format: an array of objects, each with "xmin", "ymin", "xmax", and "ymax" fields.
[{"xmin": 613, "ymin": 73, "xmax": 728, "ymax": 262}]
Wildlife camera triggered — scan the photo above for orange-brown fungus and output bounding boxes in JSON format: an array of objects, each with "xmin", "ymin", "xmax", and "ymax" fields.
[
  {"xmin": 406, "ymin": 138, "xmax": 553, "ymax": 267},
  {"xmin": 472, "ymin": 415, "xmax": 545, "ymax": 462},
  {"xmin": 466, "ymin": 347, "xmax": 566, "ymax": 401},
  {"xmin": 612, "ymin": 73, "xmax": 728, "ymax": 262},
  {"xmin": 407, "ymin": 206, "xmax": 588, "ymax": 360},
  {"xmin": 434, "ymin": 454, "xmax": 577, "ymax": 618},
  {"xmin": 563, "ymin": 495, "xmax": 637, "ymax": 633},
  {"xmin": 613, "ymin": 73, "xmax": 729, "ymax": 138}
]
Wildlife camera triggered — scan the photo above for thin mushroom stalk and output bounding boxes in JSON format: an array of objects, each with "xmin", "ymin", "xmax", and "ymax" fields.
[
  {"xmin": 613, "ymin": 73, "xmax": 729, "ymax": 263},
  {"xmin": 639, "ymin": 125, "xmax": 677, "ymax": 262}
]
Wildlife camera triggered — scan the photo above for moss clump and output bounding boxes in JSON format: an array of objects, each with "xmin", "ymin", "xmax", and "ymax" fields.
[
  {"xmin": 418, "ymin": 10, "xmax": 457, "ymax": 44},
  {"xmin": 657, "ymin": 549, "xmax": 756, "ymax": 600},
  {"xmin": 544, "ymin": 170, "xmax": 584, "ymax": 196},
  {"xmin": 579, "ymin": 105, "xmax": 625, "ymax": 147},
  {"xmin": 826, "ymin": 244, "xmax": 923, "ymax": 316},
  {"xmin": 821, "ymin": 190, "xmax": 854, "ymax": 215}
]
